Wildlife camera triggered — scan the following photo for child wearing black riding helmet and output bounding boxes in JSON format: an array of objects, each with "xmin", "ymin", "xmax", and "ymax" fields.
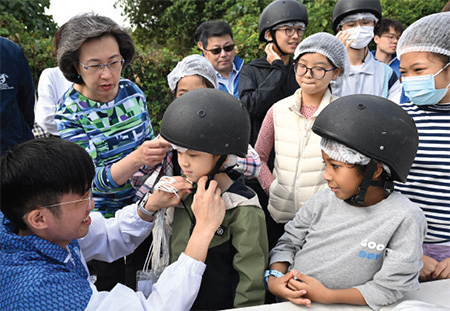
[
  {"xmin": 331, "ymin": 0, "xmax": 401, "ymax": 103},
  {"xmin": 266, "ymin": 94, "xmax": 426, "ymax": 310},
  {"xmin": 158, "ymin": 88, "xmax": 268, "ymax": 310},
  {"xmin": 239, "ymin": 0, "xmax": 309, "ymax": 146}
]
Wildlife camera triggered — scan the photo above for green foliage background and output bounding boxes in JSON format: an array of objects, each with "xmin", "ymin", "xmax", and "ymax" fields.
[{"xmin": 2, "ymin": 0, "xmax": 447, "ymax": 133}]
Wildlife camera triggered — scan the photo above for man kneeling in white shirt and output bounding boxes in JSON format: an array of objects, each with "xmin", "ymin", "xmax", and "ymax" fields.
[{"xmin": 0, "ymin": 138, "xmax": 225, "ymax": 311}]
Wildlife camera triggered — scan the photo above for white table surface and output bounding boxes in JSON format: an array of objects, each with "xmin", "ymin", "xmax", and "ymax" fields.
[{"xmin": 230, "ymin": 279, "xmax": 450, "ymax": 311}]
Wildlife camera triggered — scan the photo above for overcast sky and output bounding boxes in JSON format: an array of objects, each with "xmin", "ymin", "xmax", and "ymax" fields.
[{"xmin": 45, "ymin": 0, "xmax": 130, "ymax": 28}]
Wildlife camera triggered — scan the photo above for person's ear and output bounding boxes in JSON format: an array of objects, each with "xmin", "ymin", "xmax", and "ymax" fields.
[
  {"xmin": 372, "ymin": 162, "xmax": 384, "ymax": 180},
  {"xmin": 197, "ymin": 41, "xmax": 204, "ymax": 51},
  {"xmin": 73, "ymin": 62, "xmax": 81, "ymax": 76},
  {"xmin": 25, "ymin": 209, "xmax": 50, "ymax": 231},
  {"xmin": 373, "ymin": 35, "xmax": 381, "ymax": 45},
  {"xmin": 331, "ymin": 67, "xmax": 342, "ymax": 80},
  {"xmin": 265, "ymin": 29, "xmax": 273, "ymax": 41}
]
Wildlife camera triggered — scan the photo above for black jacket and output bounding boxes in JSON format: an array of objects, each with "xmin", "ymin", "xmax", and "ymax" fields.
[{"xmin": 238, "ymin": 55, "xmax": 299, "ymax": 145}]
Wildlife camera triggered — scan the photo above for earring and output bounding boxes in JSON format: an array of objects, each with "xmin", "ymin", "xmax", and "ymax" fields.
[{"xmin": 78, "ymin": 75, "xmax": 81, "ymax": 79}]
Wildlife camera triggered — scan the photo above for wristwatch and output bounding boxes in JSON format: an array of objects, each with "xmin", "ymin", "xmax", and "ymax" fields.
[
  {"xmin": 264, "ymin": 269, "xmax": 284, "ymax": 290},
  {"xmin": 137, "ymin": 192, "xmax": 158, "ymax": 217}
]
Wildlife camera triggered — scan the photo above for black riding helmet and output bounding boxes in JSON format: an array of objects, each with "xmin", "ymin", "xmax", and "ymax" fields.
[
  {"xmin": 259, "ymin": 0, "xmax": 308, "ymax": 55},
  {"xmin": 332, "ymin": 0, "xmax": 382, "ymax": 33},
  {"xmin": 312, "ymin": 94, "xmax": 418, "ymax": 205},
  {"xmin": 160, "ymin": 88, "xmax": 250, "ymax": 187},
  {"xmin": 160, "ymin": 88, "xmax": 250, "ymax": 158}
]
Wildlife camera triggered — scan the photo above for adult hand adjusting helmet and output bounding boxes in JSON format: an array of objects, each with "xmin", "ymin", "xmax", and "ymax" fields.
[{"xmin": 312, "ymin": 94, "xmax": 419, "ymax": 205}]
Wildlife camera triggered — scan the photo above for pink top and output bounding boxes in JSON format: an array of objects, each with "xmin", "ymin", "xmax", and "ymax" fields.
[{"xmin": 255, "ymin": 101, "xmax": 319, "ymax": 194}]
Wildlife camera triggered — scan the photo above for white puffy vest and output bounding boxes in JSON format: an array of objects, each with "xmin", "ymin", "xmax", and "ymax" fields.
[{"xmin": 268, "ymin": 89, "xmax": 338, "ymax": 223}]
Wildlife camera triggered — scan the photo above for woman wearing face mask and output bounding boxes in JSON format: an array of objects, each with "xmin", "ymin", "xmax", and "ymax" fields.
[
  {"xmin": 331, "ymin": 0, "xmax": 401, "ymax": 103},
  {"xmin": 394, "ymin": 12, "xmax": 450, "ymax": 282}
]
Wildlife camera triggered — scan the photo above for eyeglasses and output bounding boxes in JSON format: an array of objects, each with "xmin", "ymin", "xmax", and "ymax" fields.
[
  {"xmin": 294, "ymin": 63, "xmax": 336, "ymax": 80},
  {"xmin": 40, "ymin": 188, "xmax": 93, "ymax": 209},
  {"xmin": 276, "ymin": 27, "xmax": 305, "ymax": 38},
  {"xmin": 78, "ymin": 59, "xmax": 124, "ymax": 74},
  {"xmin": 22, "ymin": 187, "xmax": 93, "ymax": 219},
  {"xmin": 341, "ymin": 20, "xmax": 375, "ymax": 30},
  {"xmin": 381, "ymin": 34, "xmax": 400, "ymax": 42},
  {"xmin": 204, "ymin": 44, "xmax": 235, "ymax": 55}
]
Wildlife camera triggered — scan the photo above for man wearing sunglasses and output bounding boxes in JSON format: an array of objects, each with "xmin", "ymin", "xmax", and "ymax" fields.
[
  {"xmin": 195, "ymin": 20, "xmax": 244, "ymax": 99},
  {"xmin": 0, "ymin": 138, "xmax": 226, "ymax": 311}
]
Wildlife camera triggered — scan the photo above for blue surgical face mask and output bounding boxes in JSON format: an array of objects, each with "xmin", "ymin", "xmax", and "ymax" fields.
[{"xmin": 402, "ymin": 62, "xmax": 450, "ymax": 106}]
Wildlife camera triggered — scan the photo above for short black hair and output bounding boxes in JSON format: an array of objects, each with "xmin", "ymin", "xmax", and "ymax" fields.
[
  {"xmin": 1, "ymin": 138, "xmax": 95, "ymax": 230},
  {"xmin": 194, "ymin": 20, "xmax": 233, "ymax": 48},
  {"xmin": 375, "ymin": 18, "xmax": 404, "ymax": 36}
]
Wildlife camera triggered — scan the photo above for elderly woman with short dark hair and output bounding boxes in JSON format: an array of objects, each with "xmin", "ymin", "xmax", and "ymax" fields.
[
  {"xmin": 54, "ymin": 13, "xmax": 170, "ymax": 290},
  {"xmin": 56, "ymin": 13, "xmax": 169, "ymax": 213}
]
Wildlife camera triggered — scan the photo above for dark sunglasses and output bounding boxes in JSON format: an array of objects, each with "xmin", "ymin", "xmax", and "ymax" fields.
[{"xmin": 204, "ymin": 44, "xmax": 235, "ymax": 55}]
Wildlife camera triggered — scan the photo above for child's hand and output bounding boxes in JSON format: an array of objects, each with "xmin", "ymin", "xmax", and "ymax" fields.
[
  {"xmin": 191, "ymin": 176, "xmax": 226, "ymax": 233},
  {"xmin": 336, "ymin": 31, "xmax": 353, "ymax": 51},
  {"xmin": 265, "ymin": 43, "xmax": 281, "ymax": 65},
  {"xmin": 287, "ymin": 271, "xmax": 330, "ymax": 304},
  {"xmin": 432, "ymin": 258, "xmax": 450, "ymax": 280},
  {"xmin": 268, "ymin": 270, "xmax": 311, "ymax": 306},
  {"xmin": 420, "ymin": 255, "xmax": 439, "ymax": 282},
  {"xmin": 146, "ymin": 176, "xmax": 192, "ymax": 210}
]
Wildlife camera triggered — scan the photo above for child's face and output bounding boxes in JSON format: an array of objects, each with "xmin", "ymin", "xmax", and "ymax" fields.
[
  {"xmin": 340, "ymin": 19, "xmax": 375, "ymax": 31},
  {"xmin": 399, "ymin": 52, "xmax": 450, "ymax": 103},
  {"xmin": 176, "ymin": 75, "xmax": 207, "ymax": 98},
  {"xmin": 374, "ymin": 26, "xmax": 401, "ymax": 55},
  {"xmin": 321, "ymin": 150, "xmax": 364, "ymax": 201},
  {"xmin": 266, "ymin": 26, "xmax": 303, "ymax": 55},
  {"xmin": 177, "ymin": 149, "xmax": 220, "ymax": 183},
  {"xmin": 295, "ymin": 53, "xmax": 340, "ymax": 97}
]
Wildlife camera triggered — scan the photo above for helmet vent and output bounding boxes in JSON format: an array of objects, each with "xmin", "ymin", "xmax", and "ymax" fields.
[
  {"xmin": 198, "ymin": 110, "xmax": 206, "ymax": 118},
  {"xmin": 357, "ymin": 104, "xmax": 365, "ymax": 110}
]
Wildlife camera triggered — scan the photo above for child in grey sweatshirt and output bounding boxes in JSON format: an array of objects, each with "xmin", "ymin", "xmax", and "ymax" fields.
[{"xmin": 265, "ymin": 94, "xmax": 426, "ymax": 310}]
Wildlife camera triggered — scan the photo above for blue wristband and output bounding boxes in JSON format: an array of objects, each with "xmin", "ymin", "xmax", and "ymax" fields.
[{"xmin": 264, "ymin": 269, "xmax": 285, "ymax": 291}]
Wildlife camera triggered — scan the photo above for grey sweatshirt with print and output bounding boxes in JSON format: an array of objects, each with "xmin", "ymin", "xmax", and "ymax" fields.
[{"xmin": 270, "ymin": 188, "xmax": 426, "ymax": 310}]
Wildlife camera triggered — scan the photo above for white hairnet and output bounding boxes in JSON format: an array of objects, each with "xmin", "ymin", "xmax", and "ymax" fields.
[
  {"xmin": 293, "ymin": 32, "xmax": 350, "ymax": 77},
  {"xmin": 320, "ymin": 138, "xmax": 391, "ymax": 174},
  {"xmin": 338, "ymin": 12, "xmax": 379, "ymax": 29},
  {"xmin": 397, "ymin": 12, "xmax": 450, "ymax": 60},
  {"xmin": 272, "ymin": 21, "xmax": 306, "ymax": 31},
  {"xmin": 167, "ymin": 54, "xmax": 218, "ymax": 92}
]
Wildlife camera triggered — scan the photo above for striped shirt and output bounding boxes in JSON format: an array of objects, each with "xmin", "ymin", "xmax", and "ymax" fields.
[
  {"xmin": 56, "ymin": 79, "xmax": 154, "ymax": 217},
  {"xmin": 395, "ymin": 102, "xmax": 450, "ymax": 243}
]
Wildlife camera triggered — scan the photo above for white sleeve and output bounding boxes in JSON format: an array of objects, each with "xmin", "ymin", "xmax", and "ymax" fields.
[
  {"xmin": 35, "ymin": 68, "xmax": 72, "ymax": 135},
  {"xmin": 78, "ymin": 203, "xmax": 154, "ymax": 262},
  {"xmin": 387, "ymin": 79, "xmax": 402, "ymax": 105},
  {"xmin": 85, "ymin": 253, "xmax": 206, "ymax": 311}
]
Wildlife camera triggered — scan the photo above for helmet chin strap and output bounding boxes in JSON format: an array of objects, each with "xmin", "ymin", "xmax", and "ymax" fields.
[
  {"xmin": 345, "ymin": 159, "xmax": 392, "ymax": 207},
  {"xmin": 269, "ymin": 29, "xmax": 288, "ymax": 56},
  {"xmin": 205, "ymin": 155, "xmax": 231, "ymax": 189}
]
